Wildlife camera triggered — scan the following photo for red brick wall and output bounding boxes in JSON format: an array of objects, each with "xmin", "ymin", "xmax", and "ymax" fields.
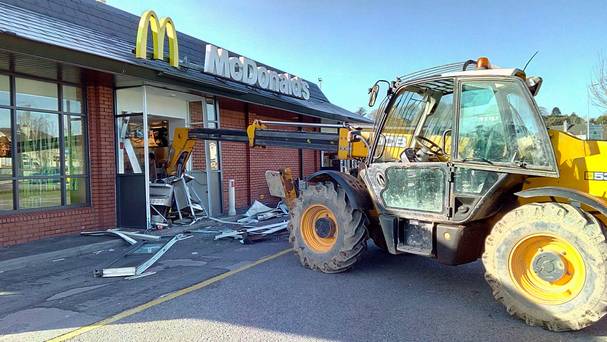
[
  {"xmin": 220, "ymin": 100, "xmax": 250, "ymax": 210},
  {"xmin": 188, "ymin": 101, "xmax": 205, "ymax": 171},
  {"xmin": 0, "ymin": 71, "xmax": 117, "ymax": 247},
  {"xmin": 219, "ymin": 98, "xmax": 320, "ymax": 211}
]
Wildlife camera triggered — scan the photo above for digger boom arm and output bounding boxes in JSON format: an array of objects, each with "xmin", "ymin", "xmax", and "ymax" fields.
[{"xmin": 184, "ymin": 120, "xmax": 371, "ymax": 160}]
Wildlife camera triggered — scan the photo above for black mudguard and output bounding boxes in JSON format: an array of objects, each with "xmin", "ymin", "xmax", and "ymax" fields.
[
  {"xmin": 306, "ymin": 170, "xmax": 373, "ymax": 212},
  {"xmin": 515, "ymin": 186, "xmax": 607, "ymax": 217}
]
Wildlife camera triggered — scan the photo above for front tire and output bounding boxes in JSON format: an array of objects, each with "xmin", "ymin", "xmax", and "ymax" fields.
[
  {"xmin": 289, "ymin": 182, "xmax": 368, "ymax": 273},
  {"xmin": 483, "ymin": 202, "xmax": 607, "ymax": 331}
]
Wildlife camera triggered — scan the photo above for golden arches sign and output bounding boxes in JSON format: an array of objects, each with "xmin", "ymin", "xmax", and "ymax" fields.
[{"xmin": 135, "ymin": 10, "xmax": 179, "ymax": 68}]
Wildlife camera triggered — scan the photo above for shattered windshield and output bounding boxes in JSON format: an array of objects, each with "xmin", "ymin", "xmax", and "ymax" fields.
[{"xmin": 457, "ymin": 80, "xmax": 556, "ymax": 171}]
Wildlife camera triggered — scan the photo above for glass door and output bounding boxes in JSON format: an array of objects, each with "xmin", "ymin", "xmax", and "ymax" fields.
[{"xmin": 115, "ymin": 87, "xmax": 149, "ymax": 228}]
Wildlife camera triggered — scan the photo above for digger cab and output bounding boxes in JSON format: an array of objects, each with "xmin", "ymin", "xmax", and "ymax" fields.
[
  {"xmin": 291, "ymin": 59, "xmax": 607, "ymax": 332},
  {"xmin": 363, "ymin": 62, "xmax": 558, "ymax": 226}
]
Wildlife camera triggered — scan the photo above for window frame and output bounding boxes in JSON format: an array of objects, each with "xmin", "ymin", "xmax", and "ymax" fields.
[{"xmin": 0, "ymin": 60, "xmax": 90, "ymax": 213}]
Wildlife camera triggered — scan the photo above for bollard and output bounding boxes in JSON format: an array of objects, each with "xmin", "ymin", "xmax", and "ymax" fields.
[{"xmin": 228, "ymin": 179, "xmax": 236, "ymax": 216}]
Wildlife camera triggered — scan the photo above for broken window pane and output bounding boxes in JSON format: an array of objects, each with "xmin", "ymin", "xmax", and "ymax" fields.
[
  {"xmin": 381, "ymin": 167, "xmax": 445, "ymax": 212},
  {"xmin": 455, "ymin": 168, "xmax": 499, "ymax": 194}
]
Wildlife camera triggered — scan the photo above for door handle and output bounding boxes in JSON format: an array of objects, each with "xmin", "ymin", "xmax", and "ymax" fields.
[{"xmin": 376, "ymin": 172, "xmax": 386, "ymax": 187}]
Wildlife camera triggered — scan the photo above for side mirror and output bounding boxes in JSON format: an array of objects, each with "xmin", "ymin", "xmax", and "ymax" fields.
[
  {"xmin": 526, "ymin": 76, "xmax": 543, "ymax": 97},
  {"xmin": 368, "ymin": 84, "xmax": 379, "ymax": 107}
]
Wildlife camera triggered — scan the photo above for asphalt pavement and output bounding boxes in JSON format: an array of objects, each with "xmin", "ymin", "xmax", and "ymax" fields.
[{"xmin": 37, "ymin": 242, "xmax": 607, "ymax": 342}]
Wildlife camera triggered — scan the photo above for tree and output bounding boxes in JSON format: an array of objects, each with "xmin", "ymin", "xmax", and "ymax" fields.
[
  {"xmin": 551, "ymin": 107, "xmax": 562, "ymax": 115},
  {"xmin": 590, "ymin": 56, "xmax": 607, "ymax": 110},
  {"xmin": 542, "ymin": 111, "xmax": 586, "ymax": 129},
  {"xmin": 591, "ymin": 114, "xmax": 607, "ymax": 125},
  {"xmin": 538, "ymin": 106, "xmax": 549, "ymax": 116},
  {"xmin": 355, "ymin": 107, "xmax": 367, "ymax": 116}
]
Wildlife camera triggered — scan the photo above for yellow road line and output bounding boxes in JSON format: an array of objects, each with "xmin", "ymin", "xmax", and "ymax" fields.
[{"xmin": 48, "ymin": 248, "xmax": 293, "ymax": 342}]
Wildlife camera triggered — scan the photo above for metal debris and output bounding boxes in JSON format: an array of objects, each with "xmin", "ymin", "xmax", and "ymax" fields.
[
  {"xmin": 213, "ymin": 221, "xmax": 289, "ymax": 242},
  {"xmin": 108, "ymin": 229, "xmax": 161, "ymax": 241},
  {"xmin": 81, "ymin": 229, "xmax": 138, "ymax": 245},
  {"xmin": 94, "ymin": 234, "xmax": 192, "ymax": 278},
  {"xmin": 125, "ymin": 271, "xmax": 157, "ymax": 280}
]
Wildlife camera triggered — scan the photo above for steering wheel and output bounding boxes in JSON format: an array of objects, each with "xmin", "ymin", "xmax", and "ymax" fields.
[{"xmin": 414, "ymin": 136, "xmax": 447, "ymax": 158}]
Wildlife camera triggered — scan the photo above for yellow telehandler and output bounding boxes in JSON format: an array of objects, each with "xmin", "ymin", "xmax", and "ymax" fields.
[{"xmin": 176, "ymin": 57, "xmax": 607, "ymax": 331}]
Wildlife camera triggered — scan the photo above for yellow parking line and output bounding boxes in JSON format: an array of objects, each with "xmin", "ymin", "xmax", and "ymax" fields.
[{"xmin": 48, "ymin": 248, "xmax": 293, "ymax": 342}]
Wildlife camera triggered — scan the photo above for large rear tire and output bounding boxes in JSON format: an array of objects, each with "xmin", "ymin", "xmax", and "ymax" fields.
[
  {"xmin": 483, "ymin": 202, "xmax": 607, "ymax": 331},
  {"xmin": 289, "ymin": 182, "xmax": 368, "ymax": 273}
]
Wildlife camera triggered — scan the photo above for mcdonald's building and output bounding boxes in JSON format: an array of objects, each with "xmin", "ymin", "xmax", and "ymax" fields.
[{"xmin": 0, "ymin": 0, "xmax": 369, "ymax": 246}]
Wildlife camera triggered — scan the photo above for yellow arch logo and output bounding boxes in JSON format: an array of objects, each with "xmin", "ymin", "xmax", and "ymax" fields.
[{"xmin": 135, "ymin": 10, "xmax": 179, "ymax": 68}]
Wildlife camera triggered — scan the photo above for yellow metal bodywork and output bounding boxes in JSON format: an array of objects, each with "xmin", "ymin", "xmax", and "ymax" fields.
[
  {"xmin": 247, "ymin": 121, "xmax": 267, "ymax": 147},
  {"xmin": 522, "ymin": 130, "xmax": 607, "ymax": 223},
  {"xmin": 337, "ymin": 128, "xmax": 370, "ymax": 160},
  {"xmin": 135, "ymin": 10, "xmax": 180, "ymax": 68},
  {"xmin": 167, "ymin": 127, "xmax": 195, "ymax": 176}
]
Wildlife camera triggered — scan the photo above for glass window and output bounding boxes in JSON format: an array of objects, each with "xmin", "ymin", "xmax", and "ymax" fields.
[
  {"xmin": 18, "ymin": 178, "xmax": 61, "ymax": 208},
  {"xmin": 16, "ymin": 78, "xmax": 58, "ymax": 111},
  {"xmin": 455, "ymin": 168, "xmax": 499, "ymax": 194},
  {"xmin": 62, "ymin": 85, "xmax": 83, "ymax": 113},
  {"xmin": 0, "ymin": 109, "xmax": 12, "ymax": 177},
  {"xmin": 0, "ymin": 75, "xmax": 9, "ymax": 106},
  {"xmin": 205, "ymin": 99, "xmax": 218, "ymax": 128},
  {"xmin": 419, "ymin": 92, "xmax": 454, "ymax": 155},
  {"xmin": 0, "ymin": 180, "xmax": 12, "ymax": 210},
  {"xmin": 375, "ymin": 90, "xmax": 426, "ymax": 162},
  {"xmin": 66, "ymin": 177, "xmax": 86, "ymax": 205},
  {"xmin": 16, "ymin": 111, "xmax": 60, "ymax": 177},
  {"xmin": 458, "ymin": 80, "xmax": 554, "ymax": 169},
  {"xmin": 381, "ymin": 167, "xmax": 446, "ymax": 212},
  {"xmin": 116, "ymin": 115, "xmax": 145, "ymax": 174},
  {"xmin": 0, "ymin": 66, "xmax": 88, "ymax": 211},
  {"xmin": 64, "ymin": 116, "xmax": 85, "ymax": 175}
]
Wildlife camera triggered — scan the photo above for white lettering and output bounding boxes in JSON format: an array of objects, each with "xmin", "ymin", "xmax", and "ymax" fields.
[
  {"xmin": 240, "ymin": 57, "xmax": 257, "ymax": 85},
  {"xmin": 268, "ymin": 70, "xmax": 280, "ymax": 92},
  {"xmin": 203, "ymin": 45, "xmax": 229, "ymax": 77},
  {"xmin": 301, "ymin": 81, "xmax": 310, "ymax": 100},
  {"xmin": 291, "ymin": 77, "xmax": 302, "ymax": 97},
  {"xmin": 257, "ymin": 66, "xmax": 269, "ymax": 89},
  {"xmin": 203, "ymin": 44, "xmax": 310, "ymax": 100},
  {"xmin": 279, "ymin": 74, "xmax": 289, "ymax": 94},
  {"xmin": 229, "ymin": 57, "xmax": 243, "ymax": 81}
]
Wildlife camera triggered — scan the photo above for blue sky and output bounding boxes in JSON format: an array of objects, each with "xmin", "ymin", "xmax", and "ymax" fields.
[{"xmin": 108, "ymin": 0, "xmax": 607, "ymax": 118}]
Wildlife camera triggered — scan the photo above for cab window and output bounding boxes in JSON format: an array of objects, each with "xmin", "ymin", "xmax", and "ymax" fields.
[
  {"xmin": 457, "ymin": 80, "xmax": 554, "ymax": 170},
  {"xmin": 374, "ymin": 90, "xmax": 425, "ymax": 162},
  {"xmin": 419, "ymin": 92, "xmax": 454, "ymax": 156}
]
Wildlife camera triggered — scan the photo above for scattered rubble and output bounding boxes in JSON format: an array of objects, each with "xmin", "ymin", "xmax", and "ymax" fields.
[
  {"xmin": 82, "ymin": 201, "xmax": 290, "ymax": 278},
  {"xmin": 83, "ymin": 229, "xmax": 193, "ymax": 278},
  {"xmin": 94, "ymin": 234, "xmax": 193, "ymax": 278},
  {"xmin": 190, "ymin": 201, "xmax": 290, "ymax": 244}
]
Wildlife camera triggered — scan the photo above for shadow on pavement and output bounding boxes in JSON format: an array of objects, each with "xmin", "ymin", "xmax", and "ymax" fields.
[{"xmin": 2, "ymin": 241, "xmax": 607, "ymax": 341}]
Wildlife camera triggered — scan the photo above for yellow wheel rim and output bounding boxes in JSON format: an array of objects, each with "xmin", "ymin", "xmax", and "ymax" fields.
[
  {"xmin": 300, "ymin": 204, "xmax": 338, "ymax": 253},
  {"xmin": 509, "ymin": 233, "xmax": 585, "ymax": 305}
]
